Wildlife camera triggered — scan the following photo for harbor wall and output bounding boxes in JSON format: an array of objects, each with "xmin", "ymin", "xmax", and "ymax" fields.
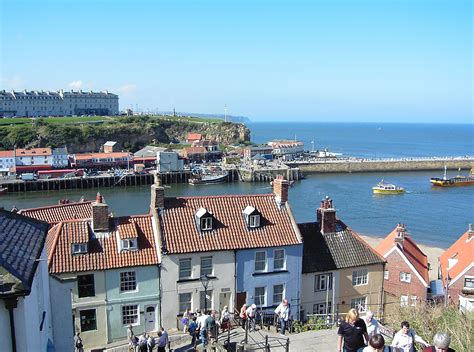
[{"xmin": 291, "ymin": 159, "xmax": 474, "ymax": 174}]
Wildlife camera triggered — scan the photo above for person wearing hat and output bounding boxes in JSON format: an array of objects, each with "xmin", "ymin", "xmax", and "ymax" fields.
[{"xmin": 246, "ymin": 304, "xmax": 257, "ymax": 331}]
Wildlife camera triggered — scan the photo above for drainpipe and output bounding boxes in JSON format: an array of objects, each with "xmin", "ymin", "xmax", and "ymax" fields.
[{"xmin": 5, "ymin": 297, "xmax": 19, "ymax": 352}]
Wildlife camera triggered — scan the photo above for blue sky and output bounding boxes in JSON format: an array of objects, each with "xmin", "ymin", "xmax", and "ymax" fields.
[{"xmin": 1, "ymin": 0, "xmax": 472, "ymax": 123}]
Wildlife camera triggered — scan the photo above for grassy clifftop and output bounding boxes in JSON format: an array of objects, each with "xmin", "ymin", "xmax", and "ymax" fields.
[{"xmin": 0, "ymin": 115, "xmax": 251, "ymax": 153}]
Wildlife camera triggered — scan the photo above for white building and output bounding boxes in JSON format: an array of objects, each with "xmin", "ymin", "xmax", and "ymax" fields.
[
  {"xmin": 0, "ymin": 150, "xmax": 15, "ymax": 175},
  {"xmin": 52, "ymin": 147, "xmax": 69, "ymax": 168},
  {"xmin": 0, "ymin": 89, "xmax": 119, "ymax": 117},
  {"xmin": 15, "ymin": 148, "xmax": 53, "ymax": 168},
  {"xmin": 268, "ymin": 140, "xmax": 304, "ymax": 156},
  {"xmin": 157, "ymin": 151, "xmax": 184, "ymax": 172},
  {"xmin": 0, "ymin": 210, "xmax": 59, "ymax": 352}
]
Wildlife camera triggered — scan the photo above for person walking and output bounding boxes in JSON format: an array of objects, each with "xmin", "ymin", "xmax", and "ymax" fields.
[
  {"xmin": 239, "ymin": 304, "xmax": 248, "ymax": 330},
  {"xmin": 127, "ymin": 325, "xmax": 135, "ymax": 351},
  {"xmin": 157, "ymin": 327, "xmax": 169, "ymax": 352},
  {"xmin": 206, "ymin": 310, "xmax": 219, "ymax": 344},
  {"xmin": 74, "ymin": 332, "xmax": 84, "ymax": 352},
  {"xmin": 188, "ymin": 316, "xmax": 198, "ymax": 347},
  {"xmin": 147, "ymin": 334, "xmax": 156, "ymax": 352},
  {"xmin": 392, "ymin": 321, "xmax": 429, "ymax": 352},
  {"xmin": 220, "ymin": 305, "xmax": 231, "ymax": 332},
  {"xmin": 246, "ymin": 304, "xmax": 257, "ymax": 331},
  {"xmin": 422, "ymin": 332, "xmax": 455, "ymax": 352},
  {"xmin": 197, "ymin": 310, "xmax": 210, "ymax": 347},
  {"xmin": 138, "ymin": 333, "xmax": 148, "ymax": 352},
  {"xmin": 181, "ymin": 308, "xmax": 191, "ymax": 333},
  {"xmin": 274, "ymin": 299, "xmax": 290, "ymax": 336},
  {"xmin": 362, "ymin": 334, "xmax": 393, "ymax": 352},
  {"xmin": 365, "ymin": 311, "xmax": 379, "ymax": 338},
  {"xmin": 337, "ymin": 308, "xmax": 369, "ymax": 352}
]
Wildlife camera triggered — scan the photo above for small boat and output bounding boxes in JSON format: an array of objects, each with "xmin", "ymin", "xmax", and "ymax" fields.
[
  {"xmin": 189, "ymin": 170, "xmax": 228, "ymax": 185},
  {"xmin": 430, "ymin": 166, "xmax": 474, "ymax": 187},
  {"xmin": 0, "ymin": 187, "xmax": 7, "ymax": 195},
  {"xmin": 372, "ymin": 180, "xmax": 405, "ymax": 194}
]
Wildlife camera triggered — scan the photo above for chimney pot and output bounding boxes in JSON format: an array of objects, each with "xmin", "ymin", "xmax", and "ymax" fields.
[
  {"xmin": 92, "ymin": 195, "xmax": 109, "ymax": 232},
  {"xmin": 317, "ymin": 197, "xmax": 337, "ymax": 234},
  {"xmin": 150, "ymin": 174, "xmax": 165, "ymax": 212},
  {"xmin": 96, "ymin": 192, "xmax": 103, "ymax": 203},
  {"xmin": 273, "ymin": 176, "xmax": 289, "ymax": 206}
]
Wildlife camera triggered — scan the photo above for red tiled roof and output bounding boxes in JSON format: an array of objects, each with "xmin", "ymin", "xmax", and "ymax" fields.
[
  {"xmin": 439, "ymin": 229, "xmax": 474, "ymax": 286},
  {"xmin": 47, "ymin": 215, "xmax": 158, "ymax": 274},
  {"xmin": 376, "ymin": 226, "xmax": 429, "ymax": 284},
  {"xmin": 19, "ymin": 201, "xmax": 93, "ymax": 224},
  {"xmin": 75, "ymin": 152, "xmax": 130, "ymax": 160},
  {"xmin": 160, "ymin": 194, "xmax": 302, "ymax": 254},
  {"xmin": 183, "ymin": 147, "xmax": 207, "ymax": 155},
  {"xmin": 16, "ymin": 148, "xmax": 52, "ymax": 156},
  {"xmin": 0, "ymin": 150, "xmax": 14, "ymax": 157},
  {"xmin": 187, "ymin": 133, "xmax": 203, "ymax": 141},
  {"xmin": 117, "ymin": 218, "xmax": 139, "ymax": 239}
]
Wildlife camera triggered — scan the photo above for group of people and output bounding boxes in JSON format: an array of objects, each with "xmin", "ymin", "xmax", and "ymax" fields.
[
  {"xmin": 181, "ymin": 307, "xmax": 232, "ymax": 347},
  {"xmin": 337, "ymin": 308, "xmax": 456, "ymax": 352},
  {"xmin": 239, "ymin": 299, "xmax": 291, "ymax": 336},
  {"xmin": 127, "ymin": 325, "xmax": 169, "ymax": 352}
]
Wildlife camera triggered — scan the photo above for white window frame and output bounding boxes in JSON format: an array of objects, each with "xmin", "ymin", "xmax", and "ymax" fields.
[
  {"xmin": 400, "ymin": 295, "xmax": 409, "ymax": 307},
  {"xmin": 255, "ymin": 287, "xmax": 266, "ymax": 307},
  {"xmin": 200, "ymin": 256, "xmax": 213, "ymax": 276},
  {"xmin": 249, "ymin": 215, "xmax": 260, "ymax": 228},
  {"xmin": 179, "ymin": 258, "xmax": 192, "ymax": 279},
  {"xmin": 72, "ymin": 243, "xmax": 87, "ymax": 254},
  {"xmin": 464, "ymin": 276, "xmax": 474, "ymax": 288},
  {"xmin": 273, "ymin": 249, "xmax": 285, "ymax": 270},
  {"xmin": 121, "ymin": 304, "xmax": 140, "ymax": 326},
  {"xmin": 350, "ymin": 297, "xmax": 367, "ymax": 312},
  {"xmin": 179, "ymin": 292, "xmax": 192, "ymax": 313},
  {"xmin": 410, "ymin": 296, "xmax": 417, "ymax": 307},
  {"xmin": 352, "ymin": 269, "xmax": 368, "ymax": 286},
  {"xmin": 255, "ymin": 251, "xmax": 267, "ymax": 272},
  {"xmin": 122, "ymin": 238, "xmax": 137, "ymax": 251},
  {"xmin": 201, "ymin": 217, "xmax": 213, "ymax": 230},
  {"xmin": 313, "ymin": 301, "xmax": 332, "ymax": 314},
  {"xmin": 399, "ymin": 272, "xmax": 412, "ymax": 283},
  {"xmin": 314, "ymin": 273, "xmax": 333, "ymax": 291},
  {"xmin": 199, "ymin": 290, "xmax": 213, "ymax": 310},
  {"xmin": 273, "ymin": 284, "xmax": 284, "ymax": 304},
  {"xmin": 120, "ymin": 271, "xmax": 137, "ymax": 293},
  {"xmin": 384, "ymin": 270, "xmax": 389, "ymax": 280}
]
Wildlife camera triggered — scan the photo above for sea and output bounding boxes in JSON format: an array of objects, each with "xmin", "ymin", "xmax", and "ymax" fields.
[{"xmin": 1, "ymin": 122, "xmax": 473, "ymax": 248}]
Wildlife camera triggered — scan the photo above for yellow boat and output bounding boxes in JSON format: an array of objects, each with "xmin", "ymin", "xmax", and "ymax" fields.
[
  {"xmin": 430, "ymin": 166, "xmax": 474, "ymax": 187},
  {"xmin": 372, "ymin": 180, "xmax": 405, "ymax": 194}
]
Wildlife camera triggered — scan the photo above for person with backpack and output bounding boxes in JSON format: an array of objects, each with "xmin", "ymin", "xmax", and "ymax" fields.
[
  {"xmin": 188, "ymin": 316, "xmax": 198, "ymax": 347},
  {"xmin": 363, "ymin": 334, "xmax": 395, "ymax": 352},
  {"xmin": 392, "ymin": 321, "xmax": 429, "ymax": 352},
  {"xmin": 206, "ymin": 310, "xmax": 219, "ymax": 344}
]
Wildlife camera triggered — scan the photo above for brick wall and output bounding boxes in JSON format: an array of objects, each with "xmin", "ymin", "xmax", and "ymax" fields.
[{"xmin": 447, "ymin": 266, "xmax": 474, "ymax": 302}]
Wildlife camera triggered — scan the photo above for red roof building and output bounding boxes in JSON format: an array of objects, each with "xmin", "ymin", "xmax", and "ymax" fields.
[
  {"xmin": 375, "ymin": 224, "xmax": 429, "ymax": 310},
  {"xmin": 186, "ymin": 133, "xmax": 203, "ymax": 143},
  {"xmin": 438, "ymin": 225, "xmax": 474, "ymax": 312},
  {"xmin": 19, "ymin": 200, "xmax": 93, "ymax": 224}
]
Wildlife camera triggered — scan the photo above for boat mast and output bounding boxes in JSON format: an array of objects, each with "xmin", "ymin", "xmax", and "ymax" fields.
[{"xmin": 443, "ymin": 165, "xmax": 447, "ymax": 180}]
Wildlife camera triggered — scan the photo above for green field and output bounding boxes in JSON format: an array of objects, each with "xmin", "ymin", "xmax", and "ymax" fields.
[{"xmin": 0, "ymin": 114, "xmax": 222, "ymax": 126}]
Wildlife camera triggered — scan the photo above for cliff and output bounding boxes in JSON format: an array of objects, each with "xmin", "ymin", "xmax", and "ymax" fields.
[{"xmin": 0, "ymin": 116, "xmax": 251, "ymax": 153}]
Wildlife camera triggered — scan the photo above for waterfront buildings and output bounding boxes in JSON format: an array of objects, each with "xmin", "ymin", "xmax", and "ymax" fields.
[
  {"xmin": 268, "ymin": 140, "xmax": 304, "ymax": 158},
  {"xmin": 0, "ymin": 89, "xmax": 119, "ymax": 117},
  {"xmin": 438, "ymin": 224, "xmax": 474, "ymax": 312},
  {"xmin": 52, "ymin": 147, "xmax": 69, "ymax": 168},
  {"xmin": 72, "ymin": 152, "xmax": 132, "ymax": 169},
  {"xmin": 0, "ymin": 150, "xmax": 15, "ymax": 176},
  {"xmin": 15, "ymin": 147, "xmax": 53, "ymax": 173},
  {"xmin": 375, "ymin": 224, "xmax": 429, "ymax": 313},
  {"xmin": 157, "ymin": 151, "xmax": 184, "ymax": 172},
  {"xmin": 299, "ymin": 197, "xmax": 386, "ymax": 318},
  {"xmin": 0, "ymin": 210, "xmax": 58, "ymax": 352}
]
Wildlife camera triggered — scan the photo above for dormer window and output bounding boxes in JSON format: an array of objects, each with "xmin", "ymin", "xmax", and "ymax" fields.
[
  {"xmin": 243, "ymin": 206, "xmax": 261, "ymax": 229},
  {"xmin": 195, "ymin": 207, "xmax": 213, "ymax": 232},
  {"xmin": 122, "ymin": 238, "xmax": 138, "ymax": 251},
  {"xmin": 72, "ymin": 243, "xmax": 87, "ymax": 254}
]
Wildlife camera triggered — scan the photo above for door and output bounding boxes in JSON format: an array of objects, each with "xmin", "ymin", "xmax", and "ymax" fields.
[
  {"xmin": 219, "ymin": 292, "xmax": 232, "ymax": 312},
  {"xmin": 236, "ymin": 292, "xmax": 247, "ymax": 312},
  {"xmin": 145, "ymin": 305, "xmax": 156, "ymax": 332}
]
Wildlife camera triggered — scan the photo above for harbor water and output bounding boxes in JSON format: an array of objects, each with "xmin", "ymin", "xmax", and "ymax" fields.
[{"xmin": 1, "ymin": 122, "xmax": 473, "ymax": 248}]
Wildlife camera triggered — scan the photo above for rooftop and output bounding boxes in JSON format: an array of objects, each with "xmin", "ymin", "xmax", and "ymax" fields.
[{"xmin": 19, "ymin": 200, "xmax": 93, "ymax": 224}]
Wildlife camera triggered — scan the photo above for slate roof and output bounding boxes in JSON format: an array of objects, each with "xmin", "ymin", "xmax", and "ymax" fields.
[
  {"xmin": 159, "ymin": 194, "xmax": 302, "ymax": 254},
  {"xmin": 375, "ymin": 225, "xmax": 429, "ymax": 284},
  {"xmin": 439, "ymin": 227, "xmax": 474, "ymax": 286},
  {"xmin": 19, "ymin": 201, "xmax": 93, "ymax": 224},
  {"xmin": 299, "ymin": 221, "xmax": 385, "ymax": 273},
  {"xmin": 0, "ymin": 210, "xmax": 49, "ymax": 296},
  {"xmin": 47, "ymin": 215, "xmax": 158, "ymax": 274}
]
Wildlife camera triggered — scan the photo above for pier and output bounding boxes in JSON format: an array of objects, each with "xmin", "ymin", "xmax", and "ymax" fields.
[{"xmin": 285, "ymin": 156, "xmax": 474, "ymax": 173}]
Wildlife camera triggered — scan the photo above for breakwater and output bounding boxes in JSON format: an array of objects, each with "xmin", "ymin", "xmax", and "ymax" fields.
[{"xmin": 286, "ymin": 157, "xmax": 474, "ymax": 173}]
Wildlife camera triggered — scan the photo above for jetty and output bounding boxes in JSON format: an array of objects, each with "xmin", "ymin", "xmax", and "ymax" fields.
[{"xmin": 285, "ymin": 156, "xmax": 474, "ymax": 173}]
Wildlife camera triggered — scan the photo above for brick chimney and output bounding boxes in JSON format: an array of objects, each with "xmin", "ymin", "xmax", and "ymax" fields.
[
  {"xmin": 394, "ymin": 223, "xmax": 406, "ymax": 248},
  {"xmin": 273, "ymin": 175, "xmax": 289, "ymax": 206},
  {"xmin": 317, "ymin": 196, "xmax": 337, "ymax": 234},
  {"xmin": 468, "ymin": 224, "xmax": 474, "ymax": 241},
  {"xmin": 150, "ymin": 173, "xmax": 165, "ymax": 212},
  {"xmin": 92, "ymin": 192, "xmax": 109, "ymax": 232}
]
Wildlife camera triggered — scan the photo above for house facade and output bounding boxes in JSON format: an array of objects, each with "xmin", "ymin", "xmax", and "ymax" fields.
[
  {"xmin": 155, "ymin": 176, "xmax": 303, "ymax": 328},
  {"xmin": 52, "ymin": 147, "xmax": 69, "ymax": 168},
  {"xmin": 299, "ymin": 197, "xmax": 386, "ymax": 319},
  {"xmin": 47, "ymin": 195, "xmax": 161, "ymax": 349},
  {"xmin": 15, "ymin": 147, "xmax": 53, "ymax": 172},
  {"xmin": 439, "ymin": 224, "xmax": 474, "ymax": 312},
  {"xmin": 375, "ymin": 224, "xmax": 429, "ymax": 313},
  {"xmin": 0, "ymin": 150, "xmax": 15, "ymax": 175},
  {"xmin": 0, "ymin": 210, "xmax": 56, "ymax": 352}
]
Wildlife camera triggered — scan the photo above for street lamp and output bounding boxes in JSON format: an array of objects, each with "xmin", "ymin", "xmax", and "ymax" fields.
[{"xmin": 200, "ymin": 274, "xmax": 210, "ymax": 312}]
